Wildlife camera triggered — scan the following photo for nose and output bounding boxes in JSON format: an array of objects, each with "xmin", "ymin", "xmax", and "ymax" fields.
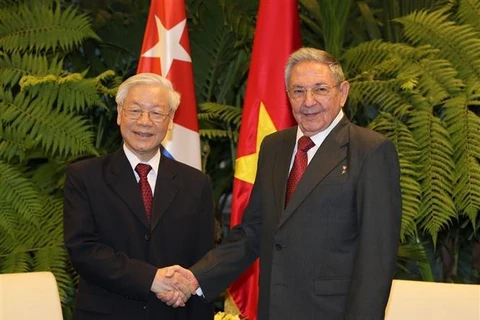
[
  {"xmin": 137, "ymin": 111, "xmax": 153, "ymax": 125},
  {"xmin": 303, "ymin": 88, "xmax": 316, "ymax": 107}
]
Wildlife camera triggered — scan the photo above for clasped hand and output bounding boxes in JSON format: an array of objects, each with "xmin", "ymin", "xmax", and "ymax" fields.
[{"xmin": 151, "ymin": 265, "xmax": 199, "ymax": 307}]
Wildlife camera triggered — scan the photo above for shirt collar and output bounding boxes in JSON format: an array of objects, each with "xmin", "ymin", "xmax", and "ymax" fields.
[
  {"xmin": 123, "ymin": 144, "xmax": 161, "ymax": 174},
  {"xmin": 296, "ymin": 109, "xmax": 344, "ymax": 145}
]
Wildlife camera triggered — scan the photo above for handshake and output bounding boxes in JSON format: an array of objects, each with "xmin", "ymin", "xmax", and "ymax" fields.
[{"xmin": 150, "ymin": 265, "xmax": 200, "ymax": 307}]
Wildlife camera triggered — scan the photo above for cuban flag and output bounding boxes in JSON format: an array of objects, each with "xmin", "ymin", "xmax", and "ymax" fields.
[{"xmin": 137, "ymin": 0, "xmax": 201, "ymax": 170}]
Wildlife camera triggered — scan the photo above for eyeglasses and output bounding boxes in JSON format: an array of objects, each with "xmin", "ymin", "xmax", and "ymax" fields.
[
  {"xmin": 122, "ymin": 108, "xmax": 171, "ymax": 122},
  {"xmin": 287, "ymin": 84, "xmax": 340, "ymax": 101}
]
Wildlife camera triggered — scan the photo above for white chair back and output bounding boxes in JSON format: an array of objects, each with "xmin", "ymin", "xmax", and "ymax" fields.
[
  {"xmin": 385, "ymin": 279, "xmax": 480, "ymax": 320},
  {"xmin": 0, "ymin": 271, "xmax": 63, "ymax": 320}
]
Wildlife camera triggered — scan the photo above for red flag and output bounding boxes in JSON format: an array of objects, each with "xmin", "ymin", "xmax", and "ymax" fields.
[
  {"xmin": 137, "ymin": 0, "xmax": 201, "ymax": 169},
  {"xmin": 227, "ymin": 1, "xmax": 302, "ymax": 319}
]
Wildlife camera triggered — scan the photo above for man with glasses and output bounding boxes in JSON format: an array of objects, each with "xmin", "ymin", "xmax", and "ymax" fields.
[
  {"xmin": 63, "ymin": 73, "xmax": 215, "ymax": 320},
  {"xmin": 164, "ymin": 48, "xmax": 402, "ymax": 319}
]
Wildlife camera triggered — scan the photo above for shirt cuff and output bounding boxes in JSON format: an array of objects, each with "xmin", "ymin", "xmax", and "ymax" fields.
[{"xmin": 195, "ymin": 287, "xmax": 204, "ymax": 297}]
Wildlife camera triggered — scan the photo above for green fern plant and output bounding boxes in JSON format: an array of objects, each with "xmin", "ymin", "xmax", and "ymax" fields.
[
  {"xmin": 343, "ymin": 0, "xmax": 480, "ymax": 282},
  {"xmin": 188, "ymin": 0, "xmax": 254, "ymax": 213},
  {"xmin": 0, "ymin": 1, "xmax": 117, "ymax": 318}
]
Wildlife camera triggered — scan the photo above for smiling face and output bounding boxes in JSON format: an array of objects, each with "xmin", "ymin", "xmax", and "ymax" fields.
[
  {"xmin": 117, "ymin": 83, "xmax": 172, "ymax": 161},
  {"xmin": 288, "ymin": 61, "xmax": 350, "ymax": 137}
]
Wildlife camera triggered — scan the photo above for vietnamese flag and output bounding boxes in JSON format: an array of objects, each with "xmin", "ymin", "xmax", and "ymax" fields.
[
  {"xmin": 137, "ymin": 0, "xmax": 201, "ymax": 170},
  {"xmin": 226, "ymin": 0, "xmax": 302, "ymax": 319}
]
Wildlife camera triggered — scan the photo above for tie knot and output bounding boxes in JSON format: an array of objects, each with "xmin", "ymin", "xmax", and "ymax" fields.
[
  {"xmin": 135, "ymin": 163, "xmax": 152, "ymax": 178},
  {"xmin": 297, "ymin": 136, "xmax": 315, "ymax": 152}
]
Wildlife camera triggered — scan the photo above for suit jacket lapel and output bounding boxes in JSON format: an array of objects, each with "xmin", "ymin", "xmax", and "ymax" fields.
[
  {"xmin": 273, "ymin": 127, "xmax": 297, "ymax": 221},
  {"xmin": 280, "ymin": 117, "xmax": 350, "ymax": 227},
  {"xmin": 150, "ymin": 156, "xmax": 179, "ymax": 231},
  {"xmin": 105, "ymin": 149, "xmax": 150, "ymax": 228}
]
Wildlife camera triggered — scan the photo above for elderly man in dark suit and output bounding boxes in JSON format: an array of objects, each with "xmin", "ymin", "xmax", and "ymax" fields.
[
  {"xmin": 63, "ymin": 73, "xmax": 215, "ymax": 320},
  {"xmin": 163, "ymin": 47, "xmax": 402, "ymax": 320}
]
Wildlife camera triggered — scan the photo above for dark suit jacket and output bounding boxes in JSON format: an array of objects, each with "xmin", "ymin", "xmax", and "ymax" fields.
[
  {"xmin": 64, "ymin": 148, "xmax": 215, "ymax": 320},
  {"xmin": 191, "ymin": 117, "xmax": 402, "ymax": 320}
]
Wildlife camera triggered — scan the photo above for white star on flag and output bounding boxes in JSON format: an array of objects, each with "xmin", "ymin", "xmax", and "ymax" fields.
[
  {"xmin": 137, "ymin": 0, "xmax": 201, "ymax": 170},
  {"xmin": 141, "ymin": 15, "xmax": 191, "ymax": 77}
]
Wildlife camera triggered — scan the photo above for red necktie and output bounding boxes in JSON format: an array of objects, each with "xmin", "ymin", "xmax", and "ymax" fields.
[
  {"xmin": 285, "ymin": 136, "xmax": 315, "ymax": 206},
  {"xmin": 135, "ymin": 164, "xmax": 153, "ymax": 220}
]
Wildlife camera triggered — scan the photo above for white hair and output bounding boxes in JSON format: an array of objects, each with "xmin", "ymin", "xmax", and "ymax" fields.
[{"xmin": 115, "ymin": 73, "xmax": 181, "ymax": 111}]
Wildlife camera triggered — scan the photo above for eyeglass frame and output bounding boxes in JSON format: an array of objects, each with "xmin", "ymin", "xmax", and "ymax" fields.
[
  {"xmin": 120, "ymin": 104, "xmax": 172, "ymax": 122},
  {"xmin": 286, "ymin": 82, "xmax": 343, "ymax": 101}
]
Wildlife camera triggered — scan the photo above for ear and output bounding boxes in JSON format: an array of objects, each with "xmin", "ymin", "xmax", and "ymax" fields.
[
  {"xmin": 116, "ymin": 104, "xmax": 122, "ymax": 126},
  {"xmin": 168, "ymin": 111, "xmax": 175, "ymax": 130},
  {"xmin": 339, "ymin": 81, "xmax": 350, "ymax": 107}
]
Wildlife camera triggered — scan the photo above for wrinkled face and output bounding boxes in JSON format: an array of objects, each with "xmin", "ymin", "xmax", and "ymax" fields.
[
  {"xmin": 288, "ymin": 61, "xmax": 350, "ymax": 137},
  {"xmin": 117, "ymin": 84, "xmax": 173, "ymax": 161}
]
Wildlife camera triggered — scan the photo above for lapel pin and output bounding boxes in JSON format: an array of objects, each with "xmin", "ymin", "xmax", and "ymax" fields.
[{"xmin": 341, "ymin": 165, "xmax": 347, "ymax": 175}]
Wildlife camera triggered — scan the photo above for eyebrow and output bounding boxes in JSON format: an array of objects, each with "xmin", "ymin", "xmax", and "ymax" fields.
[
  {"xmin": 291, "ymin": 82, "xmax": 330, "ymax": 87},
  {"xmin": 124, "ymin": 102, "xmax": 168, "ymax": 110}
]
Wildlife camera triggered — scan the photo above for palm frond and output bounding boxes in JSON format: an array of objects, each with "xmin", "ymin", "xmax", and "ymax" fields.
[
  {"xmin": 345, "ymin": 4, "xmax": 480, "ymax": 246},
  {"xmin": 343, "ymin": 40, "xmax": 428, "ymax": 76},
  {"xmin": 397, "ymin": 242, "xmax": 434, "ymax": 281},
  {"xmin": 415, "ymin": 58, "xmax": 463, "ymax": 102},
  {"xmin": 299, "ymin": 0, "xmax": 323, "ymax": 39},
  {"xmin": 456, "ymin": 0, "xmax": 480, "ymax": 33},
  {"xmin": 345, "ymin": 40, "xmax": 463, "ymax": 104},
  {"xmin": 0, "ymin": 3, "xmax": 99, "ymax": 53},
  {"xmin": 30, "ymin": 160, "xmax": 67, "ymax": 194},
  {"xmin": 443, "ymin": 84, "xmax": 480, "ymax": 221},
  {"xmin": 348, "ymin": 79, "xmax": 413, "ymax": 117},
  {"xmin": 369, "ymin": 112, "xmax": 421, "ymax": 160},
  {"xmin": 0, "ymin": 0, "xmax": 56, "ymax": 11},
  {"xmin": 34, "ymin": 246, "xmax": 73, "ymax": 306},
  {"xmin": 0, "ymin": 2, "xmax": 108, "ymax": 317},
  {"xmin": 369, "ymin": 112, "xmax": 422, "ymax": 241},
  {"xmin": 410, "ymin": 110, "xmax": 457, "ymax": 245},
  {"xmin": 199, "ymin": 129, "xmax": 238, "ymax": 141},
  {"xmin": 4, "ymin": 92, "xmax": 97, "ymax": 158},
  {"xmin": 19, "ymin": 72, "xmax": 109, "ymax": 113},
  {"xmin": 191, "ymin": 24, "xmax": 242, "ymax": 102},
  {"xmin": 0, "ymin": 161, "xmax": 41, "ymax": 225},
  {"xmin": 0, "ymin": 126, "xmax": 36, "ymax": 163},
  {"xmin": 32, "ymin": 196, "xmax": 72, "ymax": 304},
  {"xmin": 0, "ymin": 53, "xmax": 64, "ymax": 88},
  {"xmin": 198, "ymin": 102, "xmax": 241, "ymax": 142},
  {"xmin": 396, "ymin": 8, "xmax": 480, "ymax": 80},
  {"xmin": 220, "ymin": 0, "xmax": 257, "ymax": 43},
  {"xmin": 34, "ymin": 196, "xmax": 64, "ymax": 246},
  {"xmin": 398, "ymin": 163, "xmax": 422, "ymax": 242},
  {"xmin": 0, "ymin": 248, "xmax": 31, "ymax": 273},
  {"xmin": 189, "ymin": 1, "xmax": 250, "ymax": 107},
  {"xmin": 199, "ymin": 102, "xmax": 242, "ymax": 126},
  {"xmin": 0, "ymin": 200, "xmax": 17, "ymax": 245},
  {"xmin": 316, "ymin": 0, "xmax": 353, "ymax": 58}
]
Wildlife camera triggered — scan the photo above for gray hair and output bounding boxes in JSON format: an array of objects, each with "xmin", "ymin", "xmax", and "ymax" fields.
[
  {"xmin": 115, "ymin": 73, "xmax": 181, "ymax": 112},
  {"xmin": 284, "ymin": 48, "xmax": 345, "ymax": 87}
]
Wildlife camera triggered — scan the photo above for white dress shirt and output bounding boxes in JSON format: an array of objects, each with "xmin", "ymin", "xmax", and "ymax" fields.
[
  {"xmin": 289, "ymin": 109, "xmax": 344, "ymax": 172},
  {"xmin": 123, "ymin": 144, "xmax": 161, "ymax": 195}
]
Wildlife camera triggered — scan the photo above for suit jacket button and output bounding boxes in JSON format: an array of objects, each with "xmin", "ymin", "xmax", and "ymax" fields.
[
  {"xmin": 143, "ymin": 305, "xmax": 148, "ymax": 311},
  {"xmin": 144, "ymin": 233, "xmax": 151, "ymax": 241},
  {"xmin": 275, "ymin": 243, "xmax": 282, "ymax": 250}
]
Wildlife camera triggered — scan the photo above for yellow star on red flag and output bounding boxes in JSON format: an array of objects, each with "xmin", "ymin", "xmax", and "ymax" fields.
[{"xmin": 235, "ymin": 102, "xmax": 277, "ymax": 184}]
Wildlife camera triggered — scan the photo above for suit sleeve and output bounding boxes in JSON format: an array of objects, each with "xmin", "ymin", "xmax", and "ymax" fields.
[
  {"xmin": 187, "ymin": 175, "xmax": 216, "ymax": 318},
  {"xmin": 63, "ymin": 164, "xmax": 157, "ymax": 299},
  {"xmin": 345, "ymin": 140, "xmax": 402, "ymax": 319},
  {"xmin": 189, "ymin": 139, "xmax": 269, "ymax": 302}
]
